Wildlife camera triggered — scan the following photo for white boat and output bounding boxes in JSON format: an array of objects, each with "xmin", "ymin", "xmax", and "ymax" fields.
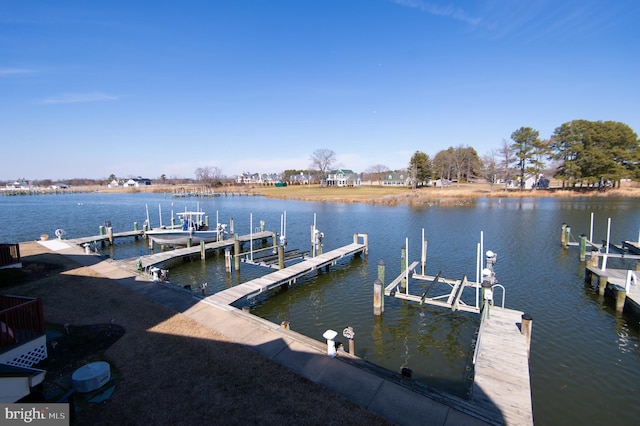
[{"xmin": 145, "ymin": 211, "xmax": 226, "ymax": 246}]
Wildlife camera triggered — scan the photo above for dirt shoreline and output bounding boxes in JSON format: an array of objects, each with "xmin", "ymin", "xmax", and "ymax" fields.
[
  {"xmin": 5, "ymin": 242, "xmax": 391, "ymax": 425},
  {"xmin": 82, "ymin": 181, "xmax": 640, "ymax": 205}
]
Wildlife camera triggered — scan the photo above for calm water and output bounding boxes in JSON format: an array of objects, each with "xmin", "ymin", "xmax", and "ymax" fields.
[{"xmin": 2, "ymin": 192, "xmax": 639, "ymax": 425}]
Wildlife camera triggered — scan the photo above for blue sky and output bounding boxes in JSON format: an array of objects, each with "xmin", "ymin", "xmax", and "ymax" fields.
[{"xmin": 2, "ymin": 0, "xmax": 639, "ymax": 181}]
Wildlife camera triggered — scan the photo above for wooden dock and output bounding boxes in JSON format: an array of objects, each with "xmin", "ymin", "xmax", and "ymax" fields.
[
  {"xmin": 117, "ymin": 231, "xmax": 276, "ymax": 271},
  {"xmin": 66, "ymin": 229, "xmax": 144, "ymax": 245},
  {"xmin": 208, "ymin": 235, "xmax": 368, "ymax": 306},
  {"xmin": 472, "ymin": 306, "xmax": 533, "ymax": 426},
  {"xmin": 585, "ymin": 266, "xmax": 640, "ymax": 313},
  {"xmin": 383, "ymin": 261, "xmax": 533, "ymax": 425}
]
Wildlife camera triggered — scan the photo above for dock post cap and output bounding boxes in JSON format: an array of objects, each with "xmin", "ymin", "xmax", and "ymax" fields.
[
  {"xmin": 521, "ymin": 313, "xmax": 533, "ymax": 321},
  {"xmin": 322, "ymin": 329, "xmax": 337, "ymax": 340}
]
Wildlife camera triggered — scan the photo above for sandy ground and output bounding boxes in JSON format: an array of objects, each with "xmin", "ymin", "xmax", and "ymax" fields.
[{"xmin": 4, "ymin": 242, "xmax": 390, "ymax": 425}]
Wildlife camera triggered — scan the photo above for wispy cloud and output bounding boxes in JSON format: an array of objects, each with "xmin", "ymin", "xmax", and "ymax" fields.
[
  {"xmin": 0, "ymin": 68, "xmax": 35, "ymax": 76},
  {"xmin": 390, "ymin": 0, "xmax": 482, "ymax": 26},
  {"xmin": 39, "ymin": 92, "xmax": 119, "ymax": 105}
]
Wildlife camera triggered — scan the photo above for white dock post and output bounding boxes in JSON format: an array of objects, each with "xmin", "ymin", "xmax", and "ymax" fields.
[
  {"xmin": 224, "ymin": 248, "xmax": 232, "ymax": 273},
  {"xmin": 405, "ymin": 237, "xmax": 409, "ymax": 295},
  {"xmin": 421, "ymin": 228, "xmax": 427, "ymax": 276},
  {"xmin": 602, "ymin": 217, "xmax": 611, "ymax": 271},
  {"xmin": 322, "ymin": 330, "xmax": 338, "ymax": 358}
]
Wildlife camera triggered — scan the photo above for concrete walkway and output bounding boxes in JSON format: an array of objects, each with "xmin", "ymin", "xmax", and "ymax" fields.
[{"xmin": 40, "ymin": 240, "xmax": 507, "ymax": 426}]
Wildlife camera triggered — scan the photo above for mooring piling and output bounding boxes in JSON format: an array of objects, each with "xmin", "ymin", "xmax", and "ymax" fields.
[{"xmin": 373, "ymin": 278, "xmax": 384, "ymax": 316}]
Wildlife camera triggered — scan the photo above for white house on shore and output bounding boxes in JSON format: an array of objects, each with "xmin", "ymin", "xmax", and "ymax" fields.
[
  {"xmin": 123, "ymin": 177, "xmax": 152, "ymax": 187},
  {"xmin": 324, "ymin": 169, "xmax": 361, "ymax": 187}
]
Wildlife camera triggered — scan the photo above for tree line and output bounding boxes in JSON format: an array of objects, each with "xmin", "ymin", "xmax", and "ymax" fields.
[{"xmin": 404, "ymin": 119, "xmax": 639, "ymax": 190}]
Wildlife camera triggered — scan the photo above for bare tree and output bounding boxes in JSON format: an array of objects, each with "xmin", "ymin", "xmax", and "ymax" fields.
[
  {"xmin": 195, "ymin": 166, "xmax": 224, "ymax": 187},
  {"xmin": 498, "ymin": 139, "xmax": 515, "ymax": 191},
  {"xmin": 365, "ymin": 164, "xmax": 390, "ymax": 185},
  {"xmin": 481, "ymin": 150, "xmax": 498, "ymax": 192},
  {"xmin": 309, "ymin": 149, "xmax": 336, "ymax": 182}
]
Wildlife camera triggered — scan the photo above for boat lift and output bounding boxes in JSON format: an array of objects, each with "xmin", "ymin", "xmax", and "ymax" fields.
[{"xmin": 384, "ymin": 229, "xmax": 505, "ymax": 313}]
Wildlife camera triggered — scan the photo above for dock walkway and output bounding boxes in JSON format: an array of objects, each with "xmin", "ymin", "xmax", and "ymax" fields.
[
  {"xmin": 472, "ymin": 307, "xmax": 533, "ymax": 426},
  {"xmin": 66, "ymin": 230, "xmax": 144, "ymax": 245},
  {"xmin": 117, "ymin": 231, "xmax": 275, "ymax": 271},
  {"xmin": 384, "ymin": 267, "xmax": 533, "ymax": 425},
  {"xmin": 208, "ymin": 240, "xmax": 367, "ymax": 306}
]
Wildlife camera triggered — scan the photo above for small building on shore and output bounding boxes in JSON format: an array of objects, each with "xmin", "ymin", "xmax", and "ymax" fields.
[{"xmin": 123, "ymin": 177, "xmax": 152, "ymax": 188}]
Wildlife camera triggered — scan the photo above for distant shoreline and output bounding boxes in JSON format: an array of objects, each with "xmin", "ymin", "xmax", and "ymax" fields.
[{"xmin": 4, "ymin": 181, "xmax": 639, "ymax": 206}]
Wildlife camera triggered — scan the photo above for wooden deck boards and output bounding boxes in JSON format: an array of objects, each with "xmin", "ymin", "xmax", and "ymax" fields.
[
  {"xmin": 472, "ymin": 307, "xmax": 533, "ymax": 426},
  {"xmin": 114, "ymin": 231, "xmax": 275, "ymax": 270},
  {"xmin": 207, "ymin": 242, "xmax": 366, "ymax": 306}
]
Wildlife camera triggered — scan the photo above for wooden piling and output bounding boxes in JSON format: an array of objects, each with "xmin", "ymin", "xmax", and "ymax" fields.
[
  {"xmin": 564, "ymin": 225, "xmax": 571, "ymax": 249},
  {"xmin": 230, "ymin": 217, "xmax": 234, "ymax": 235},
  {"xmin": 224, "ymin": 248, "xmax": 232, "ymax": 273},
  {"xmin": 99, "ymin": 226, "xmax": 106, "ymax": 247},
  {"xmin": 234, "ymin": 234, "xmax": 240, "ymax": 271},
  {"xmin": 521, "ymin": 313, "xmax": 532, "ymax": 357},
  {"xmin": 107, "ymin": 227, "xmax": 114, "ymax": 245},
  {"xmin": 374, "ymin": 278, "xmax": 384, "ymax": 316},
  {"xmin": 272, "ymin": 232, "xmax": 277, "ymax": 255},
  {"xmin": 579, "ymin": 235, "xmax": 587, "ymax": 261},
  {"xmin": 598, "ymin": 275, "xmax": 608, "ymax": 296},
  {"xmin": 561, "ymin": 224, "xmax": 567, "ymax": 247},
  {"xmin": 134, "ymin": 222, "xmax": 139, "ymax": 240},
  {"xmin": 200, "ymin": 240, "xmax": 206, "ymax": 260},
  {"xmin": 278, "ymin": 245, "xmax": 285, "ymax": 269},
  {"xmin": 615, "ymin": 288, "xmax": 627, "ymax": 312},
  {"xmin": 377, "ymin": 260, "xmax": 385, "ymax": 285}
]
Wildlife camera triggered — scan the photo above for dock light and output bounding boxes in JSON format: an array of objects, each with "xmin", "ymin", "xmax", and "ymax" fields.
[{"xmin": 322, "ymin": 329, "xmax": 338, "ymax": 358}]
